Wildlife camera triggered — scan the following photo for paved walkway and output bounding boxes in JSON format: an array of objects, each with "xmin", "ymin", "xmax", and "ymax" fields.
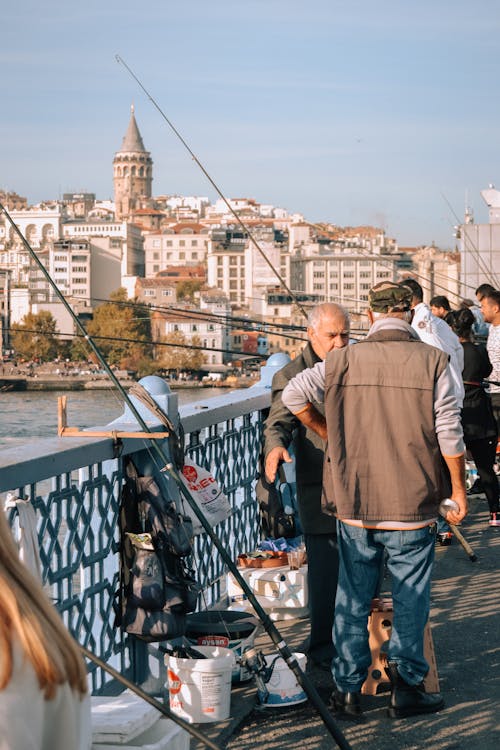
[{"xmin": 191, "ymin": 494, "xmax": 500, "ymax": 750}]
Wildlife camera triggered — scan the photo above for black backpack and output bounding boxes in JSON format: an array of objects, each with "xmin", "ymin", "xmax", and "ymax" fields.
[
  {"xmin": 116, "ymin": 458, "xmax": 200, "ymax": 642},
  {"xmin": 255, "ymin": 454, "xmax": 297, "ymax": 539}
]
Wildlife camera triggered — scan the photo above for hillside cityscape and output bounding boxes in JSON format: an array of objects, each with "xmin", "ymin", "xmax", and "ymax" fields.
[{"xmin": 1, "ymin": 106, "xmax": 498, "ymax": 374}]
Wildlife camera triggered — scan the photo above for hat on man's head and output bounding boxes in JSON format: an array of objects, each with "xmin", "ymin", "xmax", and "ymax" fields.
[{"xmin": 368, "ymin": 281, "xmax": 413, "ymax": 313}]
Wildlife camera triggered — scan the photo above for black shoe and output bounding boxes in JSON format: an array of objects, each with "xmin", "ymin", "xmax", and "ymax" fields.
[
  {"xmin": 329, "ymin": 689, "xmax": 363, "ymax": 720},
  {"xmin": 307, "ymin": 655, "xmax": 332, "ymax": 672},
  {"xmin": 385, "ymin": 662, "xmax": 444, "ymax": 719},
  {"xmin": 467, "ymin": 478, "xmax": 485, "ymax": 495}
]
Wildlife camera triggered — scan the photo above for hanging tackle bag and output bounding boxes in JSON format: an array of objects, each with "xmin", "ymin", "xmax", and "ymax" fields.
[{"xmin": 116, "ymin": 458, "xmax": 200, "ymax": 642}]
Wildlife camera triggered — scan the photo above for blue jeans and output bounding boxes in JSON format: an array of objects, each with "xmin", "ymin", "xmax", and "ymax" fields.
[{"xmin": 333, "ymin": 521, "xmax": 436, "ymax": 692}]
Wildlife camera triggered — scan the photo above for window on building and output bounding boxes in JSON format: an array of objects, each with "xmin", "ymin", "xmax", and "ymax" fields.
[
  {"xmin": 153, "ymin": 252, "xmax": 159, "ymax": 260},
  {"xmin": 179, "ymin": 240, "xmax": 185, "ymax": 247},
  {"xmin": 144, "ymin": 289, "xmax": 155, "ymax": 297},
  {"xmin": 161, "ymin": 289, "xmax": 172, "ymax": 297},
  {"xmin": 153, "ymin": 265, "xmax": 159, "ymax": 273}
]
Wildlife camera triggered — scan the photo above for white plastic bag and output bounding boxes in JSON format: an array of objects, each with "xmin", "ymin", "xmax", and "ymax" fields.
[{"xmin": 179, "ymin": 460, "xmax": 231, "ymax": 534}]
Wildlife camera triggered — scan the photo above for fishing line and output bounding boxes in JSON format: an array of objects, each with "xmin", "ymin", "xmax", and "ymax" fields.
[
  {"xmin": 115, "ymin": 55, "xmax": 309, "ymax": 320},
  {"xmin": 4, "ymin": 326, "xmax": 282, "ymax": 359},
  {"xmin": 1, "ymin": 200, "xmax": 352, "ymax": 749}
]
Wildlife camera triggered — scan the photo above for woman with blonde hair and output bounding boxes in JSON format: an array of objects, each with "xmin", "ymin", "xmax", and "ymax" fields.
[{"xmin": 0, "ymin": 504, "xmax": 91, "ymax": 749}]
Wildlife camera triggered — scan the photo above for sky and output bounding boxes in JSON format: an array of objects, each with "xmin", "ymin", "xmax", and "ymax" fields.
[{"xmin": 2, "ymin": 0, "xmax": 500, "ymax": 249}]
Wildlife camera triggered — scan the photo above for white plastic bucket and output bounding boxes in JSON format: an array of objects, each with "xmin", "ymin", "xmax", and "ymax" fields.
[
  {"xmin": 258, "ymin": 652, "xmax": 307, "ymax": 707},
  {"xmin": 185, "ymin": 611, "xmax": 259, "ymax": 682},
  {"xmin": 165, "ymin": 646, "xmax": 234, "ymax": 723}
]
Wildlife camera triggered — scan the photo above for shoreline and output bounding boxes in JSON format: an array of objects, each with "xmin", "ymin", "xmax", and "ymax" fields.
[{"xmin": 0, "ymin": 376, "xmax": 255, "ymax": 392}]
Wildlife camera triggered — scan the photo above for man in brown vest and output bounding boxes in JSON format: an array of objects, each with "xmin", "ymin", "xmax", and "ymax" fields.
[{"xmin": 281, "ymin": 281, "xmax": 467, "ymax": 719}]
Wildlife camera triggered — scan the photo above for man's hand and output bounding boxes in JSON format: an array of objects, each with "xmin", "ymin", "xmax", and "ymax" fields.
[
  {"xmin": 443, "ymin": 453, "xmax": 468, "ymax": 525},
  {"xmin": 445, "ymin": 489, "xmax": 468, "ymax": 525},
  {"xmin": 265, "ymin": 446, "xmax": 292, "ymax": 482}
]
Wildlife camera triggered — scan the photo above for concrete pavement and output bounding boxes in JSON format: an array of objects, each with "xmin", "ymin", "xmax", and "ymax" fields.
[{"xmin": 191, "ymin": 494, "xmax": 500, "ymax": 750}]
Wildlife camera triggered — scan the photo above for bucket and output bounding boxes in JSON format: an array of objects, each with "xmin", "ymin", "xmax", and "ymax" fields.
[
  {"xmin": 165, "ymin": 645, "xmax": 234, "ymax": 724},
  {"xmin": 185, "ymin": 610, "xmax": 259, "ymax": 682},
  {"xmin": 258, "ymin": 652, "xmax": 307, "ymax": 707}
]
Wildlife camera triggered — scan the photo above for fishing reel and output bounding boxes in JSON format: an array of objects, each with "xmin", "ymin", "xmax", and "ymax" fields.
[{"xmin": 240, "ymin": 646, "xmax": 274, "ymax": 704}]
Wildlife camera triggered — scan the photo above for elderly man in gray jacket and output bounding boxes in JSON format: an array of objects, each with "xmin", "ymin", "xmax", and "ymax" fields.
[
  {"xmin": 281, "ymin": 281, "xmax": 467, "ymax": 720},
  {"xmin": 263, "ymin": 302, "xmax": 350, "ymax": 669}
]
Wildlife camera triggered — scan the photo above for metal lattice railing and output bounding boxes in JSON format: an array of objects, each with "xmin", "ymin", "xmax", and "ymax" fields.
[{"xmin": 0, "ymin": 381, "xmax": 271, "ymax": 693}]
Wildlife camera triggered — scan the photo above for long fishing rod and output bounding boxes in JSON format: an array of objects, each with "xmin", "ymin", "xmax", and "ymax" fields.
[
  {"xmin": 115, "ymin": 54, "xmax": 309, "ymax": 321},
  {"xmin": 0, "ymin": 201, "xmax": 352, "ymax": 749}
]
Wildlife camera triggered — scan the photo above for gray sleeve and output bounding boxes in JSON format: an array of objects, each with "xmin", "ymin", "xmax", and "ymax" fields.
[
  {"xmin": 434, "ymin": 363, "xmax": 465, "ymax": 456},
  {"xmin": 282, "ymin": 360, "xmax": 326, "ymax": 414}
]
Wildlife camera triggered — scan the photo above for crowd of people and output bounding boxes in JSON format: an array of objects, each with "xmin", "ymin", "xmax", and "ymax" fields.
[
  {"xmin": 262, "ymin": 277, "xmax": 499, "ymax": 721},
  {"xmin": 2, "ymin": 276, "xmax": 499, "ymax": 742}
]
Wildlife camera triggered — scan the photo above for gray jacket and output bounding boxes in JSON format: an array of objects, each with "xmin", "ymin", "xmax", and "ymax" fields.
[{"xmin": 263, "ymin": 343, "xmax": 336, "ymax": 535}]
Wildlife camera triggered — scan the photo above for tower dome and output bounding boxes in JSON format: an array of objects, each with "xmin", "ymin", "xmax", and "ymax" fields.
[{"xmin": 113, "ymin": 105, "xmax": 153, "ymax": 221}]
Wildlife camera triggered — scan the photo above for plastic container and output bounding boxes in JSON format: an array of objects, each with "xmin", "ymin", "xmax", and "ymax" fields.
[
  {"xmin": 185, "ymin": 610, "xmax": 259, "ymax": 682},
  {"xmin": 164, "ymin": 645, "xmax": 234, "ymax": 724},
  {"xmin": 258, "ymin": 652, "xmax": 307, "ymax": 707}
]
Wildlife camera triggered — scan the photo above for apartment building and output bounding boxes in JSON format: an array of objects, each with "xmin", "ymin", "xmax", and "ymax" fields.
[
  {"xmin": 458, "ymin": 185, "xmax": 500, "ymax": 295},
  {"xmin": 290, "ymin": 239, "xmax": 411, "ymax": 322},
  {"xmin": 135, "ymin": 277, "xmax": 177, "ymax": 307},
  {"xmin": 206, "ymin": 226, "xmax": 289, "ymax": 306},
  {"xmin": 144, "ymin": 223, "xmax": 209, "ymax": 276},
  {"xmin": 150, "ymin": 290, "xmax": 230, "ymax": 366}
]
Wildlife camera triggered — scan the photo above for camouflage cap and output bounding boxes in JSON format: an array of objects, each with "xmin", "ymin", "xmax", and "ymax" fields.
[{"xmin": 368, "ymin": 281, "xmax": 413, "ymax": 313}]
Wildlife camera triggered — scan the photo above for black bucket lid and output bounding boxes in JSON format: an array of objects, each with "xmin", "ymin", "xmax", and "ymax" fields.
[{"xmin": 186, "ymin": 610, "xmax": 258, "ymax": 639}]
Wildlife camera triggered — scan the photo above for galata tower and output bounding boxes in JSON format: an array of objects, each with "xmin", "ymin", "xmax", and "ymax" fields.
[{"xmin": 113, "ymin": 105, "xmax": 153, "ymax": 221}]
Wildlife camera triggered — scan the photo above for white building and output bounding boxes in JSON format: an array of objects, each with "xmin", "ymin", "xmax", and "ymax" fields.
[
  {"xmin": 0, "ymin": 206, "xmax": 62, "ymax": 285},
  {"xmin": 206, "ymin": 226, "xmax": 289, "ymax": 307},
  {"xmin": 144, "ymin": 223, "xmax": 209, "ymax": 276},
  {"xmin": 459, "ymin": 185, "xmax": 500, "ymax": 294},
  {"xmin": 151, "ymin": 290, "xmax": 230, "ymax": 366},
  {"xmin": 290, "ymin": 239, "xmax": 411, "ymax": 321}
]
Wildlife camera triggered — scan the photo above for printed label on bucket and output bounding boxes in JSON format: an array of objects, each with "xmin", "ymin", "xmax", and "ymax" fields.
[
  {"xmin": 167, "ymin": 669, "xmax": 182, "ymax": 695},
  {"xmin": 196, "ymin": 635, "xmax": 230, "ymax": 648}
]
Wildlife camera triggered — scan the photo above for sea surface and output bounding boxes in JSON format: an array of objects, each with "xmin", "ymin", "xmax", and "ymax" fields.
[{"xmin": 0, "ymin": 386, "xmax": 222, "ymax": 450}]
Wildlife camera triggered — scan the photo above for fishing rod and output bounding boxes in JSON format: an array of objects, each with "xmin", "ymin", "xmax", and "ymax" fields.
[
  {"xmin": 0, "ymin": 201, "xmax": 352, "ymax": 749},
  {"xmin": 81, "ymin": 645, "xmax": 223, "ymax": 750},
  {"xmin": 115, "ymin": 54, "xmax": 309, "ymax": 321}
]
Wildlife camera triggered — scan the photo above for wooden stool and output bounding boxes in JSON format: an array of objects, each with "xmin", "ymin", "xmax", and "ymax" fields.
[{"xmin": 361, "ymin": 597, "xmax": 440, "ymax": 695}]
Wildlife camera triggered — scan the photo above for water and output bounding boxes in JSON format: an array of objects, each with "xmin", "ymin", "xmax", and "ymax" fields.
[{"xmin": 0, "ymin": 386, "xmax": 223, "ymax": 450}]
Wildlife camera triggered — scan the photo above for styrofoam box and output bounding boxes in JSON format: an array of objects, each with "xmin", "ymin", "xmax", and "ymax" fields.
[
  {"xmin": 92, "ymin": 718, "xmax": 189, "ymax": 750},
  {"xmin": 227, "ymin": 564, "xmax": 309, "ymax": 620},
  {"xmin": 91, "ymin": 690, "xmax": 189, "ymax": 749}
]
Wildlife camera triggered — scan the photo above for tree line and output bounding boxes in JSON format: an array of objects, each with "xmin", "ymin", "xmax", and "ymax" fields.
[{"xmin": 9, "ymin": 289, "xmax": 205, "ymax": 377}]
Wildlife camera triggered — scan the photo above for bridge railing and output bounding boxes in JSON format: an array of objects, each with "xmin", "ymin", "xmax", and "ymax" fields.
[{"xmin": 0, "ymin": 367, "xmax": 287, "ymax": 693}]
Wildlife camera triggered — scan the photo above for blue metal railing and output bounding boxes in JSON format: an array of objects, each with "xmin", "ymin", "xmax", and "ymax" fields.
[{"xmin": 0, "ymin": 370, "xmax": 283, "ymax": 693}]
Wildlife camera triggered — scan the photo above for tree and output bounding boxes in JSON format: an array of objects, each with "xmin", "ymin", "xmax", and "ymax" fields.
[
  {"xmin": 11, "ymin": 311, "xmax": 60, "ymax": 361},
  {"xmin": 176, "ymin": 280, "xmax": 203, "ymax": 300},
  {"xmin": 158, "ymin": 332, "xmax": 205, "ymax": 372},
  {"xmin": 86, "ymin": 288, "xmax": 153, "ymax": 369}
]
